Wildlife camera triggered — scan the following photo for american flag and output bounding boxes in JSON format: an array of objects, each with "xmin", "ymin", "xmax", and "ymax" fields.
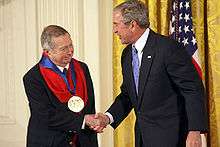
[{"xmin": 169, "ymin": 0, "xmax": 202, "ymax": 78}]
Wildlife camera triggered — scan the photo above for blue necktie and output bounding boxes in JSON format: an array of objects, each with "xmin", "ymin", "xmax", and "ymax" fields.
[{"xmin": 132, "ymin": 46, "xmax": 139, "ymax": 94}]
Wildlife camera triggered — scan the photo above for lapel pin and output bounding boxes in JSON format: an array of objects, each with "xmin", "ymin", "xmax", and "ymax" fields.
[{"xmin": 147, "ymin": 55, "xmax": 151, "ymax": 59}]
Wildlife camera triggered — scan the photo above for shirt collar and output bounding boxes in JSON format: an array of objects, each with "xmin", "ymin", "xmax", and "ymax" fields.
[
  {"xmin": 57, "ymin": 63, "xmax": 69, "ymax": 72},
  {"xmin": 133, "ymin": 28, "xmax": 150, "ymax": 53}
]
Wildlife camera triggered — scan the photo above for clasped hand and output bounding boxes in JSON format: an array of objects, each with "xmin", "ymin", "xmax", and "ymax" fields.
[{"xmin": 84, "ymin": 113, "xmax": 110, "ymax": 133}]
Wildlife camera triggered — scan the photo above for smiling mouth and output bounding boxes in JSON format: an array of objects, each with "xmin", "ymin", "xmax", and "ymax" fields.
[
  {"xmin": 64, "ymin": 56, "xmax": 72, "ymax": 60},
  {"xmin": 66, "ymin": 57, "xmax": 72, "ymax": 59}
]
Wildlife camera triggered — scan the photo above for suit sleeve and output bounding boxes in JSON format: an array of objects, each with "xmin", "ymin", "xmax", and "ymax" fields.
[
  {"xmin": 107, "ymin": 49, "xmax": 133, "ymax": 129},
  {"xmin": 108, "ymin": 84, "xmax": 133, "ymax": 129},
  {"xmin": 164, "ymin": 41, "xmax": 208, "ymax": 131},
  {"xmin": 23, "ymin": 69, "xmax": 85, "ymax": 132}
]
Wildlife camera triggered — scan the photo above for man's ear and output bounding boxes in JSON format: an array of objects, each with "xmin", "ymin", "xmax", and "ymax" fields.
[{"xmin": 130, "ymin": 20, "xmax": 137, "ymax": 32}]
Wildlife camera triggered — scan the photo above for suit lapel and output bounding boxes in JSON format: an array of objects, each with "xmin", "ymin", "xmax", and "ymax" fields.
[{"xmin": 138, "ymin": 30, "xmax": 156, "ymax": 107}]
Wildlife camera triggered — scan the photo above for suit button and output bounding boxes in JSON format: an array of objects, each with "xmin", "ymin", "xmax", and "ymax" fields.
[{"xmin": 137, "ymin": 111, "xmax": 141, "ymax": 115}]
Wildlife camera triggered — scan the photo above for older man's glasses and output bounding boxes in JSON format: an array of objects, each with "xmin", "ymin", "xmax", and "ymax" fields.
[{"xmin": 53, "ymin": 44, "xmax": 73, "ymax": 54}]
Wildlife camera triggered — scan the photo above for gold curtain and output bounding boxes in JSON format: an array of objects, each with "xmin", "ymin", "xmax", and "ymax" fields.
[
  {"xmin": 113, "ymin": 0, "xmax": 220, "ymax": 147},
  {"xmin": 205, "ymin": 0, "xmax": 220, "ymax": 146}
]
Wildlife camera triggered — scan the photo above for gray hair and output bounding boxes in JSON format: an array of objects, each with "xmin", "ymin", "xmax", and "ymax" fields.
[
  {"xmin": 114, "ymin": 0, "xmax": 150, "ymax": 28},
  {"xmin": 41, "ymin": 25, "xmax": 69, "ymax": 50}
]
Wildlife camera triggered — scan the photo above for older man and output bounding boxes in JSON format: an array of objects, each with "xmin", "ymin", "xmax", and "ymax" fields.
[{"xmin": 23, "ymin": 25, "xmax": 98, "ymax": 147}]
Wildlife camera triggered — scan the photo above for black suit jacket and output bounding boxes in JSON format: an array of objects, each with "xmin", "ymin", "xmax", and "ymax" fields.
[
  {"xmin": 23, "ymin": 61, "xmax": 98, "ymax": 147},
  {"xmin": 108, "ymin": 30, "xmax": 208, "ymax": 147}
]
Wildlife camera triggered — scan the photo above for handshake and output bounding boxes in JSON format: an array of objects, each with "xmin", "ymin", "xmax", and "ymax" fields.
[{"xmin": 84, "ymin": 113, "xmax": 110, "ymax": 133}]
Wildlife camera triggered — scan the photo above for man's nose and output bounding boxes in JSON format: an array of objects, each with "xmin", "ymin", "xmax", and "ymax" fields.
[
  {"xmin": 66, "ymin": 46, "xmax": 73, "ymax": 53},
  {"xmin": 69, "ymin": 47, "xmax": 73, "ymax": 51},
  {"xmin": 113, "ymin": 27, "xmax": 117, "ymax": 33}
]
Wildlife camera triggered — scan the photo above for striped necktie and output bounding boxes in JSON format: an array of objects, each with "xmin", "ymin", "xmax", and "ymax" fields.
[{"xmin": 132, "ymin": 46, "xmax": 139, "ymax": 94}]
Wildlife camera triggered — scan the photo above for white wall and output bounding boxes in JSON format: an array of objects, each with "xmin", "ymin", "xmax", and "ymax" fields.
[{"xmin": 0, "ymin": 0, "xmax": 113, "ymax": 146}]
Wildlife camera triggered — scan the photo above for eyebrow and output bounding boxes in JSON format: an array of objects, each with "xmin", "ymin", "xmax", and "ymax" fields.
[{"xmin": 59, "ymin": 43, "xmax": 73, "ymax": 49}]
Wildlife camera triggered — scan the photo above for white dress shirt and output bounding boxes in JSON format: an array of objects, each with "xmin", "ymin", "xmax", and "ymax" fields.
[
  {"xmin": 132, "ymin": 28, "xmax": 150, "ymax": 67},
  {"xmin": 57, "ymin": 64, "xmax": 69, "ymax": 73}
]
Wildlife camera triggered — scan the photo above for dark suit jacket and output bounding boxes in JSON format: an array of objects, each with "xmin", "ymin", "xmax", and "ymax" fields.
[
  {"xmin": 108, "ymin": 30, "xmax": 208, "ymax": 147},
  {"xmin": 23, "ymin": 61, "xmax": 98, "ymax": 147}
]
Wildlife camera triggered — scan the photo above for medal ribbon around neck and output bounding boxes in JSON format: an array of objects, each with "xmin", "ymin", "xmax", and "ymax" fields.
[
  {"xmin": 40, "ymin": 55, "xmax": 76, "ymax": 94},
  {"xmin": 39, "ymin": 53, "xmax": 88, "ymax": 109}
]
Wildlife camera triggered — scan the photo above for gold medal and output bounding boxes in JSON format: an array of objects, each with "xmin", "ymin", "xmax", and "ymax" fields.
[{"xmin": 68, "ymin": 96, "xmax": 84, "ymax": 112}]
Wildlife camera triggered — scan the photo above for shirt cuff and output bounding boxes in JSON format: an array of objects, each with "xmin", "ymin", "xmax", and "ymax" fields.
[
  {"xmin": 81, "ymin": 118, "xmax": 86, "ymax": 129},
  {"xmin": 105, "ymin": 112, "xmax": 114, "ymax": 124}
]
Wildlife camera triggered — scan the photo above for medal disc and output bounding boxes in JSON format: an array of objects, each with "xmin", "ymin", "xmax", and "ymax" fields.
[{"xmin": 68, "ymin": 96, "xmax": 84, "ymax": 112}]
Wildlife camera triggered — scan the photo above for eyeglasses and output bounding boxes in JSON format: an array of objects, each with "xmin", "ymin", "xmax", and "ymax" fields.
[{"xmin": 53, "ymin": 44, "xmax": 73, "ymax": 54}]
